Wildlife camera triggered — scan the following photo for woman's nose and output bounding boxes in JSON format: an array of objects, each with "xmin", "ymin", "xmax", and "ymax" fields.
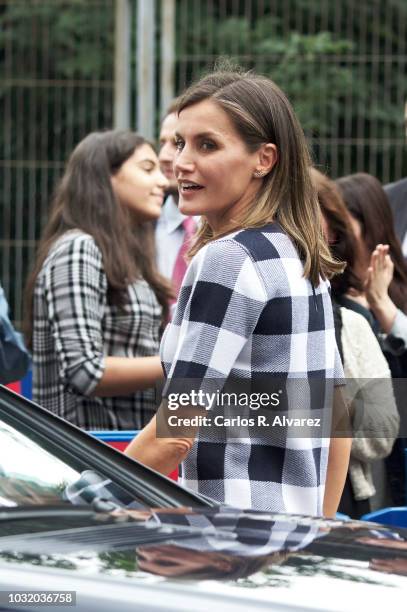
[{"xmin": 174, "ymin": 147, "xmax": 195, "ymax": 175}]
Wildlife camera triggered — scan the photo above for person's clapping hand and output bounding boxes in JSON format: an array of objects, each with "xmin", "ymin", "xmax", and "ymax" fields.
[
  {"xmin": 364, "ymin": 244, "xmax": 397, "ymax": 333},
  {"xmin": 365, "ymin": 244, "xmax": 393, "ymax": 301}
]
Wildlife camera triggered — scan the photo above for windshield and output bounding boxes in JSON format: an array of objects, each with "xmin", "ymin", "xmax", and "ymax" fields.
[{"xmin": 0, "ymin": 420, "xmax": 142, "ymax": 509}]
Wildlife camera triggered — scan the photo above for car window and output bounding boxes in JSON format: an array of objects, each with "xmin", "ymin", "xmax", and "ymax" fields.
[{"xmin": 0, "ymin": 421, "xmax": 143, "ymax": 509}]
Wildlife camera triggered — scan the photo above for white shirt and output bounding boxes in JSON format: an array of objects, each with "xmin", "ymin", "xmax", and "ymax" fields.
[
  {"xmin": 155, "ymin": 196, "xmax": 199, "ymax": 279},
  {"xmin": 155, "ymin": 196, "xmax": 188, "ymax": 279}
]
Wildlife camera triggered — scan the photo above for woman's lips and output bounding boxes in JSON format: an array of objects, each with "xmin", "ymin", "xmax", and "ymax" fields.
[{"xmin": 180, "ymin": 187, "xmax": 204, "ymax": 198}]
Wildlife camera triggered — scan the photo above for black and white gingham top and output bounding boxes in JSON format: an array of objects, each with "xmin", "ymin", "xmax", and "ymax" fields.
[
  {"xmin": 161, "ymin": 223, "xmax": 343, "ymax": 515},
  {"xmin": 32, "ymin": 230, "xmax": 161, "ymax": 430}
]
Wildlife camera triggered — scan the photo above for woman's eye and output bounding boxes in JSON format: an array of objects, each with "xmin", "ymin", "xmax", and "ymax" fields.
[
  {"xmin": 201, "ymin": 141, "xmax": 216, "ymax": 151},
  {"xmin": 174, "ymin": 139, "xmax": 184, "ymax": 151}
]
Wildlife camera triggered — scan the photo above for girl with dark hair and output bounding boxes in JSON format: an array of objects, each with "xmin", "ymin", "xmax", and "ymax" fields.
[
  {"xmin": 310, "ymin": 168, "xmax": 399, "ymax": 518},
  {"xmin": 25, "ymin": 131, "xmax": 172, "ymax": 430},
  {"xmin": 126, "ymin": 67, "xmax": 351, "ymax": 517}
]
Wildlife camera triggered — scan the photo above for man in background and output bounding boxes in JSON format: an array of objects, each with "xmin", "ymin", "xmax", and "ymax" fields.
[{"xmin": 156, "ymin": 101, "xmax": 197, "ymax": 297}]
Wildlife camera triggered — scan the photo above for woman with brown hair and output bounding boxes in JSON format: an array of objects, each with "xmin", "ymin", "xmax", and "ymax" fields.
[
  {"xmin": 25, "ymin": 131, "xmax": 172, "ymax": 430},
  {"xmin": 336, "ymin": 172, "xmax": 407, "ymax": 507},
  {"xmin": 335, "ymin": 172, "xmax": 407, "ymax": 358},
  {"xmin": 310, "ymin": 168, "xmax": 399, "ymax": 518},
  {"xmin": 126, "ymin": 67, "xmax": 351, "ymax": 517}
]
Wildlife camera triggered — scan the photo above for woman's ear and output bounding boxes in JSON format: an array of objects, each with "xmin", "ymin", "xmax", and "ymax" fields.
[{"xmin": 254, "ymin": 143, "xmax": 278, "ymax": 178}]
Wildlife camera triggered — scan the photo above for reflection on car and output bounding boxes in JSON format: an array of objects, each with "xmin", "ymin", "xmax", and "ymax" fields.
[{"xmin": 0, "ymin": 385, "xmax": 407, "ymax": 611}]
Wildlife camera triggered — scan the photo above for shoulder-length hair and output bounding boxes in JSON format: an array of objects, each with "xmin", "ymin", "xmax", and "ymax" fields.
[
  {"xmin": 25, "ymin": 130, "xmax": 172, "ymax": 346},
  {"xmin": 177, "ymin": 68, "xmax": 343, "ymax": 285},
  {"xmin": 336, "ymin": 172, "xmax": 407, "ymax": 313},
  {"xmin": 309, "ymin": 168, "xmax": 361, "ymax": 297}
]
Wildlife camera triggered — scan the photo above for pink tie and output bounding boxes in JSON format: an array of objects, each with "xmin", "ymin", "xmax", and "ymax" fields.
[{"xmin": 171, "ymin": 217, "xmax": 196, "ymax": 300}]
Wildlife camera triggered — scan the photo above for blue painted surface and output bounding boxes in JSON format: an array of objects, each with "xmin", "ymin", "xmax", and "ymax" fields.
[
  {"xmin": 361, "ymin": 506, "xmax": 407, "ymax": 527},
  {"xmin": 89, "ymin": 430, "xmax": 138, "ymax": 442},
  {"xmin": 335, "ymin": 512, "xmax": 350, "ymax": 521},
  {"xmin": 405, "ymin": 447, "xmax": 407, "ymax": 505},
  {"xmin": 21, "ymin": 369, "xmax": 32, "ymax": 399}
]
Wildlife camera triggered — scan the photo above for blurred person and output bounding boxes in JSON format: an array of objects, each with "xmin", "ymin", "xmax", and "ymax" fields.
[
  {"xmin": 336, "ymin": 172, "xmax": 407, "ymax": 505},
  {"xmin": 335, "ymin": 173, "xmax": 407, "ymax": 370},
  {"xmin": 25, "ymin": 131, "xmax": 172, "ymax": 431},
  {"xmin": 384, "ymin": 102, "xmax": 407, "ymax": 256},
  {"xmin": 156, "ymin": 101, "xmax": 198, "ymax": 296},
  {"xmin": 385, "ymin": 178, "xmax": 407, "ymax": 257},
  {"xmin": 157, "ymin": 103, "xmax": 179, "ymax": 197},
  {"xmin": 126, "ymin": 67, "xmax": 351, "ymax": 517},
  {"xmin": 311, "ymin": 168, "xmax": 399, "ymax": 518},
  {"xmin": 0, "ymin": 283, "xmax": 30, "ymax": 384}
]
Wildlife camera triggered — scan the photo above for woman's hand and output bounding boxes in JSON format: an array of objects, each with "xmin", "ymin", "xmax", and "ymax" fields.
[
  {"xmin": 124, "ymin": 401, "xmax": 200, "ymax": 474},
  {"xmin": 365, "ymin": 244, "xmax": 393, "ymax": 302},
  {"xmin": 364, "ymin": 244, "xmax": 397, "ymax": 333}
]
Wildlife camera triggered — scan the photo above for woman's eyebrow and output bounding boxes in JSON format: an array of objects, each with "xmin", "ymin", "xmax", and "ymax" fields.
[{"xmin": 175, "ymin": 130, "xmax": 219, "ymax": 139}]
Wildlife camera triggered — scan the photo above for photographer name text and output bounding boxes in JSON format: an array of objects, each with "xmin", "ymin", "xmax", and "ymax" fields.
[{"xmin": 167, "ymin": 415, "xmax": 321, "ymax": 428}]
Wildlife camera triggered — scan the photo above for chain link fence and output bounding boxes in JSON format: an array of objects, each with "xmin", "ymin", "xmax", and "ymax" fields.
[
  {"xmin": 1, "ymin": 0, "xmax": 406, "ymax": 326},
  {"xmin": 175, "ymin": 0, "xmax": 406, "ymax": 181},
  {"xmin": 0, "ymin": 0, "xmax": 115, "ymax": 325}
]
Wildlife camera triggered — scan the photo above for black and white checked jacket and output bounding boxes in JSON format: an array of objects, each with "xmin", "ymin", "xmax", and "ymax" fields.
[
  {"xmin": 161, "ymin": 223, "xmax": 343, "ymax": 515},
  {"xmin": 32, "ymin": 230, "xmax": 161, "ymax": 430}
]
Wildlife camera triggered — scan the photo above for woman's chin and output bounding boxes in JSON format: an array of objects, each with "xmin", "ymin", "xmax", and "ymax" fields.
[{"xmin": 178, "ymin": 200, "xmax": 200, "ymax": 216}]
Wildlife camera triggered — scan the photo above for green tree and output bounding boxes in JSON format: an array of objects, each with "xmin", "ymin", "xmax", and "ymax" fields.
[{"xmin": 175, "ymin": 0, "xmax": 407, "ymax": 178}]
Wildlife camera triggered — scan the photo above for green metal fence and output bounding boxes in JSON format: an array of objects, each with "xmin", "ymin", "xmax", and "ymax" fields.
[
  {"xmin": 0, "ymin": 0, "xmax": 406, "ymax": 326},
  {"xmin": 0, "ymin": 0, "xmax": 115, "ymax": 325}
]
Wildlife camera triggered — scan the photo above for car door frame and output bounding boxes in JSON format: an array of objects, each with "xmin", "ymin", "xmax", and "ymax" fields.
[{"xmin": 0, "ymin": 385, "xmax": 214, "ymax": 509}]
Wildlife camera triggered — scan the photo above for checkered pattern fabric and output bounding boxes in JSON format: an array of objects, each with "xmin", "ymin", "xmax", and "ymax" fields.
[
  {"xmin": 64, "ymin": 470, "xmax": 143, "ymax": 508},
  {"xmin": 32, "ymin": 230, "xmax": 161, "ymax": 430},
  {"xmin": 148, "ymin": 507, "xmax": 325, "ymax": 556},
  {"xmin": 160, "ymin": 223, "xmax": 343, "ymax": 515}
]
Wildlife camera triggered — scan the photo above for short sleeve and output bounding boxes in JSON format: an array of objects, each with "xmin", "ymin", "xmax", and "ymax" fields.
[
  {"xmin": 162, "ymin": 239, "xmax": 267, "ymax": 398},
  {"xmin": 43, "ymin": 235, "xmax": 107, "ymax": 395}
]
